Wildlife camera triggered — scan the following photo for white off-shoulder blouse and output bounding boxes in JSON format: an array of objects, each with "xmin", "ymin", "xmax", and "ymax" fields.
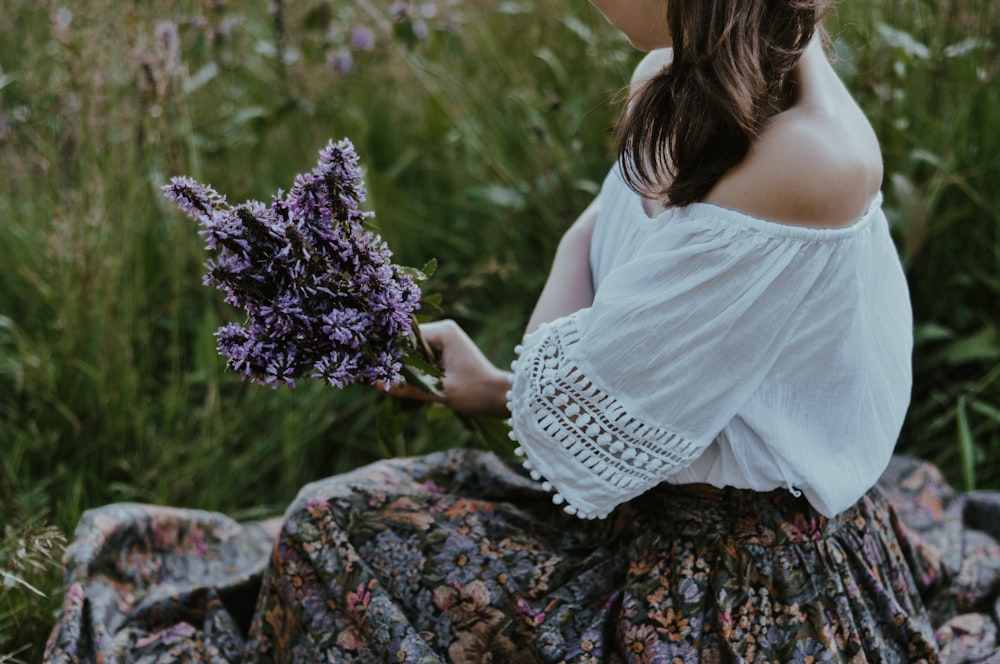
[{"xmin": 507, "ymin": 165, "xmax": 913, "ymax": 519}]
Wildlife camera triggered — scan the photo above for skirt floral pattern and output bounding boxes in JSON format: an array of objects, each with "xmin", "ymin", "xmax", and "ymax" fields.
[{"xmin": 44, "ymin": 451, "xmax": 1000, "ymax": 663}]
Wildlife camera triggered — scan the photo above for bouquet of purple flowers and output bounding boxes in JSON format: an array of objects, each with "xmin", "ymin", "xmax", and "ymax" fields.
[{"xmin": 163, "ymin": 139, "xmax": 441, "ymax": 394}]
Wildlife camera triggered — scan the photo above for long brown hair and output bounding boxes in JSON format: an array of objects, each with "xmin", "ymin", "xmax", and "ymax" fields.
[{"xmin": 617, "ymin": 0, "xmax": 827, "ymax": 207}]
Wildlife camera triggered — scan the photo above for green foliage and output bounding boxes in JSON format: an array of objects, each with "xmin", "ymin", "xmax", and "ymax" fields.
[{"xmin": 0, "ymin": 0, "xmax": 997, "ymax": 656}]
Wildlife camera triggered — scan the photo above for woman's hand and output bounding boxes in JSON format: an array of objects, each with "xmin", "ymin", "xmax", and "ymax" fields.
[{"xmin": 394, "ymin": 320, "xmax": 512, "ymax": 418}]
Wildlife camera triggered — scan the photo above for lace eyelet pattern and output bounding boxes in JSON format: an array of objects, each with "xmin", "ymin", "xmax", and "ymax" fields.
[{"xmin": 507, "ymin": 318, "xmax": 704, "ymax": 519}]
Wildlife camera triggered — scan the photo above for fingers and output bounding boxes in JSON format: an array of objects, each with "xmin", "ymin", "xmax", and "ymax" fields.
[
  {"xmin": 389, "ymin": 382, "xmax": 443, "ymax": 403},
  {"xmin": 417, "ymin": 319, "xmax": 461, "ymax": 351},
  {"xmin": 384, "ymin": 319, "xmax": 459, "ymax": 405}
]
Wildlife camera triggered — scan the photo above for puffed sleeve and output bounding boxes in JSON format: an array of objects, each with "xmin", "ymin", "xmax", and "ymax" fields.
[{"xmin": 507, "ymin": 212, "xmax": 871, "ymax": 519}]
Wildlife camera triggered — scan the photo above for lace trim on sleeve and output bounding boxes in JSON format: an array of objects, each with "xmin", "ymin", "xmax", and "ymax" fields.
[{"xmin": 506, "ymin": 318, "xmax": 706, "ymax": 519}]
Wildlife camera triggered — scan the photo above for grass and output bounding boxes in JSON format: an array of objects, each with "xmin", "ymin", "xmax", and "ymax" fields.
[{"xmin": 1, "ymin": 0, "xmax": 997, "ymax": 658}]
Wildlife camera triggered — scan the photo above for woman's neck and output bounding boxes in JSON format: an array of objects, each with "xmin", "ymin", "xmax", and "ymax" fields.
[{"xmin": 791, "ymin": 35, "xmax": 841, "ymax": 115}]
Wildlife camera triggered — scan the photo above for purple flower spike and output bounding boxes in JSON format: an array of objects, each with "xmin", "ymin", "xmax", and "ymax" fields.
[
  {"xmin": 162, "ymin": 176, "xmax": 227, "ymax": 221},
  {"xmin": 165, "ymin": 139, "xmax": 425, "ymax": 390}
]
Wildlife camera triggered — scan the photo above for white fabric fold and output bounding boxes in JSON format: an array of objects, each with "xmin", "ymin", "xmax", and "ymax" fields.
[{"xmin": 508, "ymin": 316, "xmax": 706, "ymax": 518}]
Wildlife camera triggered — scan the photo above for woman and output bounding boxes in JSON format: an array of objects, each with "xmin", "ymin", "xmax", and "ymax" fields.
[{"xmin": 46, "ymin": 0, "xmax": 1000, "ymax": 660}]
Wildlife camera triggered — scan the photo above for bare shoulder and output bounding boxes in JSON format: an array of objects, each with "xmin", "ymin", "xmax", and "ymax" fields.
[
  {"xmin": 629, "ymin": 48, "xmax": 673, "ymax": 95},
  {"xmin": 705, "ymin": 100, "xmax": 884, "ymax": 228}
]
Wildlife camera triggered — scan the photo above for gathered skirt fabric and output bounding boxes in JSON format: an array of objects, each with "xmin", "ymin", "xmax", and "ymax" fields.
[{"xmin": 44, "ymin": 451, "xmax": 1000, "ymax": 663}]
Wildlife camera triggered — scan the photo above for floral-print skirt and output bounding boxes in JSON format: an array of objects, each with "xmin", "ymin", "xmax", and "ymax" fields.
[{"xmin": 44, "ymin": 450, "xmax": 1000, "ymax": 663}]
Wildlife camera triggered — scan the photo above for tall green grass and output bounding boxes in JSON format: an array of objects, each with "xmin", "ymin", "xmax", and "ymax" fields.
[{"xmin": 0, "ymin": 0, "xmax": 997, "ymax": 657}]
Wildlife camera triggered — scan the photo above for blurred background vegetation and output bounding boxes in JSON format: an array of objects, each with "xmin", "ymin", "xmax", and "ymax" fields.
[{"xmin": 0, "ymin": 0, "xmax": 997, "ymax": 658}]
